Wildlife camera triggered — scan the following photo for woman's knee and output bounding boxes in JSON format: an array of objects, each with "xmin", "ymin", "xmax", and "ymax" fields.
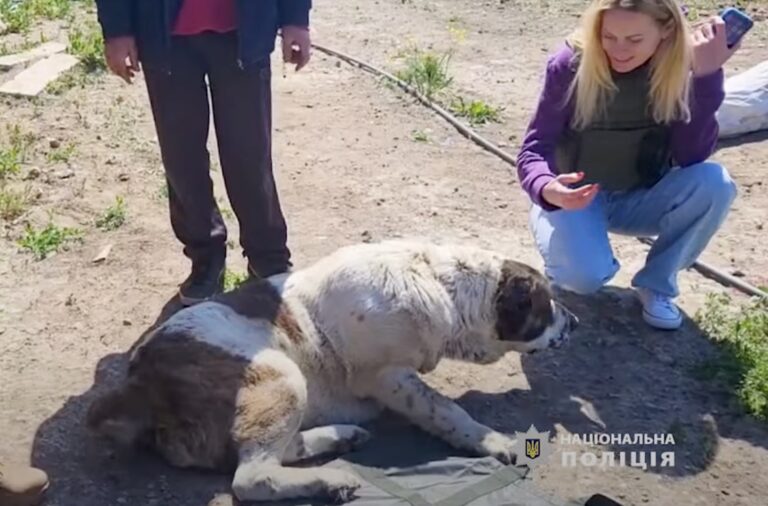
[
  {"xmin": 686, "ymin": 162, "xmax": 738, "ymax": 209},
  {"xmin": 547, "ymin": 260, "xmax": 617, "ymax": 295}
]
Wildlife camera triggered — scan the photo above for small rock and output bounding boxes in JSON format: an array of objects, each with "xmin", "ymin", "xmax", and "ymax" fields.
[
  {"xmin": 656, "ymin": 352, "xmax": 675, "ymax": 366},
  {"xmin": 49, "ymin": 139, "xmax": 61, "ymax": 149},
  {"xmin": 361, "ymin": 230, "xmax": 372, "ymax": 243},
  {"xmin": 721, "ymin": 490, "xmax": 731, "ymax": 496},
  {"xmin": 757, "ymin": 223, "xmax": 764, "ymax": 231},
  {"xmin": 335, "ymin": 61, "xmax": 341, "ymax": 68},
  {"xmin": 118, "ymin": 173, "xmax": 129, "ymax": 181},
  {"xmin": 123, "ymin": 320, "xmax": 132, "ymax": 326},
  {"xmin": 24, "ymin": 167, "xmax": 41, "ymax": 180},
  {"xmin": 65, "ymin": 294, "xmax": 75, "ymax": 306},
  {"xmin": 93, "ymin": 243, "xmax": 113, "ymax": 263},
  {"xmin": 57, "ymin": 169, "xmax": 74, "ymax": 179},
  {"xmin": 732, "ymin": 270, "xmax": 745, "ymax": 278},
  {"xmin": 117, "ymin": 497, "xmax": 128, "ymax": 504}
]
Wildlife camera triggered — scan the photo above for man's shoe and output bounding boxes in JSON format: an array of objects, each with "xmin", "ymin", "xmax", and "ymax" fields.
[
  {"xmin": 636, "ymin": 288, "xmax": 683, "ymax": 330},
  {"xmin": 179, "ymin": 259, "xmax": 225, "ymax": 306},
  {"xmin": 0, "ymin": 464, "xmax": 49, "ymax": 506}
]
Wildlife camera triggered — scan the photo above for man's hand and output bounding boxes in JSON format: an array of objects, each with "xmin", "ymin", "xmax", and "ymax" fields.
[
  {"xmin": 541, "ymin": 172, "xmax": 599, "ymax": 210},
  {"xmin": 691, "ymin": 16, "xmax": 740, "ymax": 78},
  {"xmin": 281, "ymin": 25, "xmax": 311, "ymax": 72},
  {"xmin": 104, "ymin": 36, "xmax": 140, "ymax": 84}
]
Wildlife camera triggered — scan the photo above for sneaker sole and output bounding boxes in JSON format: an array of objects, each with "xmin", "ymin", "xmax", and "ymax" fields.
[{"xmin": 642, "ymin": 309, "xmax": 683, "ymax": 330}]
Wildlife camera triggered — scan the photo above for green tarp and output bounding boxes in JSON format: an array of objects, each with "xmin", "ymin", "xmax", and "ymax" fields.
[{"xmin": 290, "ymin": 417, "xmax": 615, "ymax": 506}]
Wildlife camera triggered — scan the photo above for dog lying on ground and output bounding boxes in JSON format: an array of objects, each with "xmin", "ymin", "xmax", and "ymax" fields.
[{"xmin": 87, "ymin": 239, "xmax": 578, "ymax": 503}]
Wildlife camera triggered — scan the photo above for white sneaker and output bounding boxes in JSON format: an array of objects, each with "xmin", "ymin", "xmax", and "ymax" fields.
[{"xmin": 636, "ymin": 288, "xmax": 683, "ymax": 330}]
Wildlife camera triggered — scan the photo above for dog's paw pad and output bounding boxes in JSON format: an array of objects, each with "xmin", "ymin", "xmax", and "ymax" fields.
[{"xmin": 324, "ymin": 471, "xmax": 362, "ymax": 503}]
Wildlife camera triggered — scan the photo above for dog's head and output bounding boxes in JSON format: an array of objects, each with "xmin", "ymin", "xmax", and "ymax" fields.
[{"xmin": 493, "ymin": 260, "xmax": 578, "ymax": 353}]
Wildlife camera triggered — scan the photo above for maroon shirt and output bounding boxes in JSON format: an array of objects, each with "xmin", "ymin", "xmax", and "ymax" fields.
[{"xmin": 173, "ymin": 0, "xmax": 237, "ymax": 35}]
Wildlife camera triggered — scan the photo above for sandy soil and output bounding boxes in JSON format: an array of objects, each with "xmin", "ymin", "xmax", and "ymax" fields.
[{"xmin": 1, "ymin": 1, "xmax": 767, "ymax": 505}]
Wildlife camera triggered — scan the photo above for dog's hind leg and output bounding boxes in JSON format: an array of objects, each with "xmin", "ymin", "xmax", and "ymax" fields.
[
  {"xmin": 282, "ymin": 425, "xmax": 371, "ymax": 464},
  {"xmin": 230, "ymin": 362, "xmax": 362, "ymax": 503},
  {"xmin": 233, "ymin": 444, "xmax": 362, "ymax": 503}
]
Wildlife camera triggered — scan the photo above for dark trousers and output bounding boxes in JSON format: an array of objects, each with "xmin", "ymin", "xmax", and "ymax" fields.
[{"xmin": 143, "ymin": 32, "xmax": 291, "ymax": 277}]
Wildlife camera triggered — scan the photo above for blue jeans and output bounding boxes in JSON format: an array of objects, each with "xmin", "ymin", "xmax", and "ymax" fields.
[{"xmin": 529, "ymin": 162, "xmax": 738, "ymax": 298}]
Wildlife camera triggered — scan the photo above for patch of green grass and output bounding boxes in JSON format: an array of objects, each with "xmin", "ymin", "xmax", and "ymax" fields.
[
  {"xmin": 394, "ymin": 47, "xmax": 453, "ymax": 100},
  {"xmin": 223, "ymin": 269, "xmax": 248, "ymax": 292},
  {"xmin": 95, "ymin": 196, "xmax": 126, "ymax": 230},
  {"xmin": 450, "ymin": 96, "xmax": 503, "ymax": 125},
  {"xmin": 694, "ymin": 292, "xmax": 768, "ymax": 422},
  {"xmin": 67, "ymin": 20, "xmax": 105, "ymax": 72},
  {"xmin": 18, "ymin": 221, "xmax": 82, "ymax": 260},
  {"xmin": 0, "ymin": 0, "xmax": 72, "ymax": 34},
  {"xmin": 0, "ymin": 183, "xmax": 29, "ymax": 221},
  {"xmin": 0, "ymin": 125, "xmax": 35, "ymax": 179},
  {"xmin": 412, "ymin": 129, "xmax": 429, "ymax": 142}
]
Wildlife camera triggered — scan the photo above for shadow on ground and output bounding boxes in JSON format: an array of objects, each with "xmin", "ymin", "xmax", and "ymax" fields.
[
  {"xmin": 30, "ymin": 293, "xmax": 235, "ymax": 506},
  {"xmin": 455, "ymin": 286, "xmax": 768, "ymax": 479}
]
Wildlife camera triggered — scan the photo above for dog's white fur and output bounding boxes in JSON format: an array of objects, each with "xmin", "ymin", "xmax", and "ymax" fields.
[{"xmin": 89, "ymin": 239, "xmax": 576, "ymax": 503}]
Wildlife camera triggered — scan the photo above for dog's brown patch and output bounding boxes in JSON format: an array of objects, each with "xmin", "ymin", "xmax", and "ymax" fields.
[
  {"xmin": 494, "ymin": 260, "xmax": 554, "ymax": 343},
  {"xmin": 88, "ymin": 330, "xmax": 299, "ymax": 471},
  {"xmin": 231, "ymin": 365, "xmax": 300, "ymax": 446},
  {"xmin": 214, "ymin": 279, "xmax": 305, "ymax": 345}
]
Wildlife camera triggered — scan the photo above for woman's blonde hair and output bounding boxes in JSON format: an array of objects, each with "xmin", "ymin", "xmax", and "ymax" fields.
[{"xmin": 566, "ymin": 0, "xmax": 693, "ymax": 130}]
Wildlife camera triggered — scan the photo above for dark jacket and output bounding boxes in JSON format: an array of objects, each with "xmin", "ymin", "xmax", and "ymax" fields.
[{"xmin": 94, "ymin": 0, "xmax": 312, "ymax": 69}]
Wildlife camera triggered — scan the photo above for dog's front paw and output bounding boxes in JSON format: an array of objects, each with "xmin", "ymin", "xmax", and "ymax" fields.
[
  {"xmin": 475, "ymin": 431, "xmax": 518, "ymax": 465},
  {"xmin": 322, "ymin": 469, "xmax": 363, "ymax": 503}
]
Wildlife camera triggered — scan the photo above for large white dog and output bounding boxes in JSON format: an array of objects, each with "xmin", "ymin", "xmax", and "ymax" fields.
[{"xmin": 87, "ymin": 239, "xmax": 578, "ymax": 503}]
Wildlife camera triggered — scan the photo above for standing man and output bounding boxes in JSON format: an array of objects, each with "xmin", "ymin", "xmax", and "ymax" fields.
[{"xmin": 94, "ymin": 0, "xmax": 312, "ymax": 305}]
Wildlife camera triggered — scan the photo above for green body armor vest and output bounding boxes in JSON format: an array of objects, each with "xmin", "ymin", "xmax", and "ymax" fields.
[{"xmin": 554, "ymin": 61, "xmax": 674, "ymax": 192}]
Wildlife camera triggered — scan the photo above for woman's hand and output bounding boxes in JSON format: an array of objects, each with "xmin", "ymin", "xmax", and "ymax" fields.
[
  {"xmin": 691, "ymin": 16, "xmax": 740, "ymax": 78},
  {"xmin": 542, "ymin": 172, "xmax": 599, "ymax": 210}
]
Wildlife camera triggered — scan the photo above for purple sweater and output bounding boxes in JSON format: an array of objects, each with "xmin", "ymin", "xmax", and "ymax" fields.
[{"xmin": 515, "ymin": 43, "xmax": 725, "ymax": 211}]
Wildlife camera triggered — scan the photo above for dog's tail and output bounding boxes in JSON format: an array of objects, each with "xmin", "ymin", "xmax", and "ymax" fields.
[{"xmin": 86, "ymin": 380, "xmax": 153, "ymax": 447}]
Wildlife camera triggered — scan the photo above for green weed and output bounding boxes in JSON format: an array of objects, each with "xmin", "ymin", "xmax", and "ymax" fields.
[
  {"xmin": 95, "ymin": 196, "xmax": 126, "ymax": 230},
  {"xmin": 223, "ymin": 269, "xmax": 248, "ymax": 292},
  {"xmin": 18, "ymin": 220, "xmax": 82, "ymax": 260},
  {"xmin": 694, "ymin": 292, "xmax": 768, "ymax": 422},
  {"xmin": 450, "ymin": 96, "xmax": 503, "ymax": 125},
  {"xmin": 394, "ymin": 47, "xmax": 453, "ymax": 100}
]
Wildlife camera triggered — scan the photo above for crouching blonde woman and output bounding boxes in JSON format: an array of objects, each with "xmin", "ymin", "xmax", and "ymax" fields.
[{"xmin": 516, "ymin": 0, "xmax": 742, "ymax": 330}]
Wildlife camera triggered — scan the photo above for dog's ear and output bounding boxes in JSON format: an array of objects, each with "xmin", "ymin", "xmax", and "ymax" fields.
[
  {"xmin": 494, "ymin": 261, "xmax": 553, "ymax": 342},
  {"xmin": 495, "ymin": 275, "xmax": 534, "ymax": 341}
]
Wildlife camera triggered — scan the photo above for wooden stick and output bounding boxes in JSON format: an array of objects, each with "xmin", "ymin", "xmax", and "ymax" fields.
[{"xmin": 310, "ymin": 42, "xmax": 767, "ymax": 300}]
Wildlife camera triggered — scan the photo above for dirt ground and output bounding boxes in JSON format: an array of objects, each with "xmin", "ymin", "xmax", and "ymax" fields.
[{"xmin": 1, "ymin": 1, "xmax": 768, "ymax": 505}]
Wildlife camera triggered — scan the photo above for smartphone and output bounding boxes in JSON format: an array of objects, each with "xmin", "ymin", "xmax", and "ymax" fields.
[{"xmin": 720, "ymin": 7, "xmax": 754, "ymax": 48}]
